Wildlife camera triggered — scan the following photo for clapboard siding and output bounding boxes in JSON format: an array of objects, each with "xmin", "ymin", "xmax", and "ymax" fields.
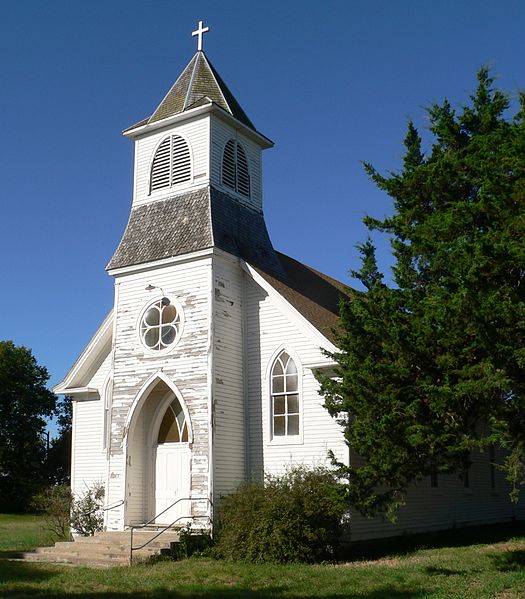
[
  {"xmin": 72, "ymin": 400, "xmax": 105, "ymax": 495},
  {"xmin": 245, "ymin": 277, "xmax": 348, "ymax": 479},
  {"xmin": 133, "ymin": 116, "xmax": 210, "ymax": 206},
  {"xmin": 349, "ymin": 446, "xmax": 523, "ymax": 540},
  {"xmin": 212, "ymin": 254, "xmax": 246, "ymax": 499},
  {"xmin": 210, "ymin": 117, "xmax": 262, "ymax": 212},
  {"xmin": 105, "ymin": 256, "xmax": 212, "ymax": 530},
  {"xmin": 71, "ymin": 353, "xmax": 111, "ymax": 504}
]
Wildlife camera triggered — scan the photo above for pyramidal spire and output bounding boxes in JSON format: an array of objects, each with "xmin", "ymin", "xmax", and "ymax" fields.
[{"xmin": 146, "ymin": 51, "xmax": 255, "ymax": 130}]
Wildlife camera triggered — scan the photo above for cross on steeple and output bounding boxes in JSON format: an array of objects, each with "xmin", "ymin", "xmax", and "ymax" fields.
[{"xmin": 192, "ymin": 20, "xmax": 210, "ymax": 52}]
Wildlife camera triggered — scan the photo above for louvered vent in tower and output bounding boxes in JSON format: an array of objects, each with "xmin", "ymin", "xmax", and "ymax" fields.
[
  {"xmin": 222, "ymin": 139, "xmax": 250, "ymax": 198},
  {"xmin": 222, "ymin": 139, "xmax": 236, "ymax": 190},
  {"xmin": 150, "ymin": 135, "xmax": 191, "ymax": 193},
  {"xmin": 236, "ymin": 144, "xmax": 250, "ymax": 197}
]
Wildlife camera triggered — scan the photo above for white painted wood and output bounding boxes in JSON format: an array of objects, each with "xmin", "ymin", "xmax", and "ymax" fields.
[
  {"xmin": 154, "ymin": 443, "xmax": 191, "ymax": 524},
  {"xmin": 349, "ymin": 446, "xmax": 523, "ymax": 540},
  {"xmin": 70, "ymin": 351, "xmax": 112, "ymax": 507},
  {"xmin": 133, "ymin": 116, "xmax": 210, "ymax": 206},
  {"xmin": 244, "ymin": 275, "xmax": 348, "ymax": 480},
  {"xmin": 211, "ymin": 254, "xmax": 246, "ymax": 500},
  {"xmin": 210, "ymin": 116, "xmax": 263, "ymax": 212},
  {"xmin": 192, "ymin": 21, "xmax": 209, "ymax": 52},
  {"xmin": 105, "ymin": 255, "xmax": 213, "ymax": 530}
]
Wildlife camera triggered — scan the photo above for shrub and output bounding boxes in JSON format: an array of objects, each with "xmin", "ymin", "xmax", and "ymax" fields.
[
  {"xmin": 214, "ymin": 466, "xmax": 348, "ymax": 563},
  {"xmin": 31, "ymin": 484, "xmax": 72, "ymax": 541},
  {"xmin": 70, "ymin": 482, "xmax": 105, "ymax": 536}
]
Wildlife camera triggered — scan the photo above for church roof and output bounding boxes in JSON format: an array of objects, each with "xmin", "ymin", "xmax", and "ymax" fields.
[
  {"xmin": 107, "ymin": 187, "xmax": 284, "ymax": 277},
  {"xmin": 125, "ymin": 51, "xmax": 256, "ymax": 133},
  {"xmin": 253, "ymin": 253, "xmax": 350, "ymax": 345}
]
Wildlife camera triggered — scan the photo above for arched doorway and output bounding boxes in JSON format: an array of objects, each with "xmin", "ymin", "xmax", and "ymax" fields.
[
  {"xmin": 152, "ymin": 394, "xmax": 191, "ymax": 524},
  {"xmin": 125, "ymin": 377, "xmax": 192, "ymax": 526}
]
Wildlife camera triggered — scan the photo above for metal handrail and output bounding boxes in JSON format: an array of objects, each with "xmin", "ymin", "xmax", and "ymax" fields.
[
  {"xmin": 128, "ymin": 496, "xmax": 212, "ymax": 564},
  {"xmin": 77, "ymin": 498, "xmax": 125, "ymax": 519}
]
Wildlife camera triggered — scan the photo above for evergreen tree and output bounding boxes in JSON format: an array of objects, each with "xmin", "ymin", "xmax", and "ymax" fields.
[{"xmin": 318, "ymin": 69, "xmax": 525, "ymax": 518}]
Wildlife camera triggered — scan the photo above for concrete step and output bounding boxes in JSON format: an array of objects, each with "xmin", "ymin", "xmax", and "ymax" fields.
[{"xmin": 13, "ymin": 530, "xmax": 179, "ymax": 567}]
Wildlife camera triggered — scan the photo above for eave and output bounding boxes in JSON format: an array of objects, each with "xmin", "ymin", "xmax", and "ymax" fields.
[
  {"xmin": 53, "ymin": 310, "xmax": 113, "ymax": 395},
  {"xmin": 123, "ymin": 102, "xmax": 274, "ymax": 149}
]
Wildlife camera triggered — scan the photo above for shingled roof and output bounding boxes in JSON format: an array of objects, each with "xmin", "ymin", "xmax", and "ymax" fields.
[
  {"xmin": 107, "ymin": 187, "xmax": 284, "ymax": 277},
  {"xmin": 252, "ymin": 252, "xmax": 351, "ymax": 345},
  {"xmin": 125, "ymin": 51, "xmax": 256, "ymax": 133}
]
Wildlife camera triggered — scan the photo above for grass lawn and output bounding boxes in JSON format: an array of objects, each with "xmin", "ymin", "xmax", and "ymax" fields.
[
  {"xmin": 0, "ymin": 516, "xmax": 524, "ymax": 598},
  {"xmin": 0, "ymin": 513, "xmax": 55, "ymax": 552}
]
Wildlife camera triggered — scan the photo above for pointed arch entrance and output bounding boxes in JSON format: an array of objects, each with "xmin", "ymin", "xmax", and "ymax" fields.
[
  {"xmin": 153, "ymin": 393, "xmax": 191, "ymax": 524},
  {"xmin": 126, "ymin": 375, "xmax": 192, "ymax": 525}
]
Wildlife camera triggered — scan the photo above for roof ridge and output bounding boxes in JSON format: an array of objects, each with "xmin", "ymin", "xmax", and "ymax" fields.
[
  {"xmin": 148, "ymin": 52, "xmax": 198, "ymax": 124},
  {"xmin": 274, "ymin": 251, "xmax": 352, "ymax": 295},
  {"xmin": 183, "ymin": 51, "xmax": 202, "ymax": 111},
  {"xmin": 200, "ymin": 51, "xmax": 230, "ymax": 115}
]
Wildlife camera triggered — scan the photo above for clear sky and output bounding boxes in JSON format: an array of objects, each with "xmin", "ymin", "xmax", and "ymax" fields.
[{"xmin": 1, "ymin": 0, "xmax": 524, "ymax": 429}]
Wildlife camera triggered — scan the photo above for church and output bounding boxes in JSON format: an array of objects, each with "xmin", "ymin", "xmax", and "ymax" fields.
[{"xmin": 55, "ymin": 23, "xmax": 522, "ymax": 541}]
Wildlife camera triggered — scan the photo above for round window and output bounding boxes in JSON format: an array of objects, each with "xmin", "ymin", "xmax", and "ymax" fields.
[{"xmin": 140, "ymin": 297, "xmax": 181, "ymax": 351}]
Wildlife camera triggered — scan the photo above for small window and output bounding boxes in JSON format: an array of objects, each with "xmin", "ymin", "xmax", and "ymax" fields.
[
  {"xmin": 430, "ymin": 463, "xmax": 438, "ymax": 488},
  {"xmin": 158, "ymin": 397, "xmax": 188, "ymax": 444},
  {"xmin": 489, "ymin": 445, "xmax": 496, "ymax": 489},
  {"xmin": 462, "ymin": 455, "xmax": 470, "ymax": 489},
  {"xmin": 150, "ymin": 135, "xmax": 191, "ymax": 193},
  {"xmin": 271, "ymin": 351, "xmax": 300, "ymax": 437},
  {"xmin": 140, "ymin": 297, "xmax": 181, "ymax": 351},
  {"xmin": 222, "ymin": 139, "xmax": 250, "ymax": 197}
]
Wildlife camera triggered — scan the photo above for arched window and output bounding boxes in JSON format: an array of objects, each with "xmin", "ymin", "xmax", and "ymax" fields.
[
  {"xmin": 150, "ymin": 134, "xmax": 191, "ymax": 193},
  {"xmin": 222, "ymin": 139, "xmax": 250, "ymax": 197},
  {"xmin": 158, "ymin": 397, "xmax": 188, "ymax": 443},
  {"xmin": 271, "ymin": 351, "xmax": 300, "ymax": 437}
]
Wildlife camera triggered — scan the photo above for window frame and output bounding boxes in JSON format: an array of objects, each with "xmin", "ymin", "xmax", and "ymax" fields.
[
  {"xmin": 137, "ymin": 295, "xmax": 184, "ymax": 355},
  {"xmin": 268, "ymin": 348, "xmax": 303, "ymax": 445}
]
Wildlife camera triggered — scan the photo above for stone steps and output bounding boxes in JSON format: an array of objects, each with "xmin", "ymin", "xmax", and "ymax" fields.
[{"xmin": 15, "ymin": 529, "xmax": 180, "ymax": 567}]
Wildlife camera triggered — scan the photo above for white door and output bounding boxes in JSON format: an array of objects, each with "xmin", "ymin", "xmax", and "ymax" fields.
[
  {"xmin": 154, "ymin": 443, "xmax": 191, "ymax": 524},
  {"xmin": 153, "ymin": 395, "xmax": 191, "ymax": 525}
]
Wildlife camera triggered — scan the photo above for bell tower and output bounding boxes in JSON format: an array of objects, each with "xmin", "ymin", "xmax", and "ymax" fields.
[{"xmin": 108, "ymin": 22, "xmax": 283, "ymax": 277}]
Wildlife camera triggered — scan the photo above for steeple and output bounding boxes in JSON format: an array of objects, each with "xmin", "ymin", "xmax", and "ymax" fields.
[
  {"xmin": 148, "ymin": 51, "xmax": 256, "ymax": 130},
  {"xmin": 109, "ymin": 24, "xmax": 282, "ymax": 278}
]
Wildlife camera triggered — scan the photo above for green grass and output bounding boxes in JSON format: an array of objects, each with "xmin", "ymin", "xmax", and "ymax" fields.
[
  {"xmin": 0, "ymin": 513, "xmax": 55, "ymax": 552},
  {"xmin": 0, "ymin": 515, "xmax": 524, "ymax": 598}
]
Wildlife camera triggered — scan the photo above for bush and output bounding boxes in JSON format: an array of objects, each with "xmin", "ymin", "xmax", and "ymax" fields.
[
  {"xmin": 31, "ymin": 484, "xmax": 72, "ymax": 541},
  {"xmin": 214, "ymin": 466, "xmax": 348, "ymax": 563},
  {"xmin": 70, "ymin": 482, "xmax": 105, "ymax": 536}
]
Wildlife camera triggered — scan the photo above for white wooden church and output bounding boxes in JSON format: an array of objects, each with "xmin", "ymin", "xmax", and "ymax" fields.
[{"xmin": 55, "ymin": 23, "xmax": 522, "ymax": 540}]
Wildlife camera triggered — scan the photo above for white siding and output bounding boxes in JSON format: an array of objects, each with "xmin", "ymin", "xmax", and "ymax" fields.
[
  {"xmin": 71, "ymin": 352, "xmax": 111, "ymax": 501},
  {"xmin": 133, "ymin": 116, "xmax": 210, "ymax": 206},
  {"xmin": 245, "ymin": 277, "xmax": 348, "ymax": 479},
  {"xmin": 106, "ymin": 256, "xmax": 212, "ymax": 530},
  {"xmin": 212, "ymin": 254, "xmax": 246, "ymax": 499},
  {"xmin": 210, "ymin": 117, "xmax": 263, "ymax": 212},
  {"xmin": 350, "ymin": 446, "xmax": 523, "ymax": 540}
]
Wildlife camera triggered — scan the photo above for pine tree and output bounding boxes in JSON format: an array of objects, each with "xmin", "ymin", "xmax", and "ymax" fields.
[{"xmin": 318, "ymin": 68, "xmax": 525, "ymax": 517}]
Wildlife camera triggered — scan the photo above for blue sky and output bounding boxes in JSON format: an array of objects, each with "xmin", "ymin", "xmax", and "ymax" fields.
[{"xmin": 1, "ymin": 1, "xmax": 524, "ymax": 429}]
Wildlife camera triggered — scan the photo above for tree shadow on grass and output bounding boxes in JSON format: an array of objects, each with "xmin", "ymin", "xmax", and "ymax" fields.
[
  {"xmin": 0, "ymin": 559, "xmax": 55, "ymax": 584},
  {"xmin": 341, "ymin": 521, "xmax": 525, "ymax": 562},
  {"xmin": 0, "ymin": 561, "xmax": 431, "ymax": 599},
  {"xmin": 490, "ymin": 549, "xmax": 525, "ymax": 572},
  {"xmin": 424, "ymin": 565, "xmax": 466, "ymax": 576},
  {"xmin": 0, "ymin": 590, "xmax": 430, "ymax": 599}
]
